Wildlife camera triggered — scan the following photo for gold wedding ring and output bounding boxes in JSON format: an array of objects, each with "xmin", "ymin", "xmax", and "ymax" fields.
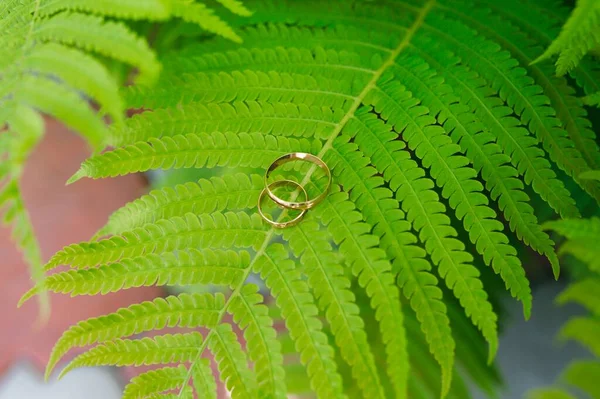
[
  {"xmin": 257, "ymin": 179, "xmax": 308, "ymax": 229},
  {"xmin": 264, "ymin": 152, "xmax": 331, "ymax": 210}
]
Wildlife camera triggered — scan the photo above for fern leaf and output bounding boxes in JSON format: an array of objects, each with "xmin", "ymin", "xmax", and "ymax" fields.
[
  {"xmin": 123, "ymin": 70, "xmax": 354, "ymax": 111},
  {"xmin": 560, "ymin": 241, "xmax": 600, "ymax": 273},
  {"xmin": 21, "ymin": 249, "xmax": 248, "ymax": 304},
  {"xmin": 557, "ymin": 278, "xmax": 600, "ymax": 317},
  {"xmin": 161, "ymin": 43, "xmax": 370, "ymax": 80},
  {"xmin": 527, "ymin": 389, "xmax": 576, "ymax": 399},
  {"xmin": 68, "ymin": 133, "xmax": 315, "ymax": 183},
  {"xmin": 580, "ymin": 170, "xmax": 600, "ymax": 181},
  {"xmin": 215, "ymin": 0, "xmax": 252, "ymax": 16},
  {"xmin": 23, "ymin": 42, "xmax": 123, "ymax": 124},
  {"xmin": 15, "ymin": 76, "xmax": 107, "ymax": 150},
  {"xmin": 343, "ymin": 113, "xmax": 462, "ymax": 392},
  {"xmin": 561, "ymin": 360, "xmax": 600, "ymax": 399},
  {"xmin": 122, "ymin": 365, "xmax": 188, "ymax": 399},
  {"xmin": 209, "ymin": 323, "xmax": 258, "ymax": 399},
  {"xmin": 393, "ymin": 52, "xmax": 559, "ymax": 273},
  {"xmin": 33, "ymin": 12, "xmax": 160, "ymax": 84},
  {"xmin": 45, "ymin": 212, "xmax": 266, "ymax": 270},
  {"xmin": 439, "ymin": 0, "xmax": 600, "ymax": 172},
  {"xmin": 285, "ymin": 219, "xmax": 389, "ymax": 398},
  {"xmin": 533, "ymin": 0, "xmax": 600, "ymax": 76},
  {"xmin": 192, "ymin": 359, "xmax": 217, "ymax": 399},
  {"xmin": 254, "ymin": 245, "xmax": 345, "ymax": 398},
  {"xmin": 146, "ymin": 390, "xmax": 193, "ymax": 399},
  {"xmin": 59, "ymin": 332, "xmax": 203, "ymax": 379},
  {"xmin": 413, "ymin": 41, "xmax": 580, "ymax": 218},
  {"xmin": 369, "ymin": 77, "xmax": 532, "ymax": 317},
  {"xmin": 110, "ymin": 101, "xmax": 340, "ymax": 146},
  {"xmin": 331, "ymin": 132, "xmax": 499, "ymax": 361},
  {"xmin": 171, "ymin": 0, "xmax": 242, "ymax": 43},
  {"xmin": 583, "ymin": 91, "xmax": 600, "ymax": 107},
  {"xmin": 425, "ymin": 36, "xmax": 579, "ymax": 213},
  {"xmin": 316, "ymin": 189, "xmax": 434, "ymax": 395},
  {"xmin": 97, "ymin": 173, "xmax": 262, "ymax": 237},
  {"xmin": 38, "ymin": 0, "xmax": 171, "ymax": 20},
  {"xmin": 45, "ymin": 293, "xmax": 224, "ymax": 379},
  {"xmin": 228, "ymin": 284, "xmax": 286, "ymax": 399},
  {"xmin": 335, "ymin": 115, "xmax": 500, "ymax": 359},
  {"xmin": 427, "ymin": 12, "xmax": 598, "ymax": 201},
  {"xmin": 558, "ymin": 317, "xmax": 600, "ymax": 357},
  {"xmin": 2, "ymin": 108, "xmax": 49, "ymax": 317},
  {"xmin": 542, "ymin": 217, "xmax": 600, "ymax": 241}
]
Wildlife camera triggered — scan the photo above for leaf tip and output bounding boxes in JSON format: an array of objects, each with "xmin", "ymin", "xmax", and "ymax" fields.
[{"xmin": 66, "ymin": 168, "xmax": 86, "ymax": 185}]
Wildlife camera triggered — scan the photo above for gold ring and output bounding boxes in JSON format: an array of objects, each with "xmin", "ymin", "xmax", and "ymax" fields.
[
  {"xmin": 257, "ymin": 179, "xmax": 308, "ymax": 229},
  {"xmin": 265, "ymin": 153, "xmax": 331, "ymax": 210}
]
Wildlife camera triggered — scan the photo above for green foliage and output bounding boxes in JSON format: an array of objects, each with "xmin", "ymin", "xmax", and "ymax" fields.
[
  {"xmin": 0, "ymin": 0, "xmax": 246, "ymax": 315},
  {"xmin": 0, "ymin": 107, "xmax": 48, "ymax": 317},
  {"xmin": 534, "ymin": 0, "xmax": 600, "ymax": 76},
  {"xmin": 15, "ymin": 0, "xmax": 600, "ymax": 398},
  {"xmin": 543, "ymin": 217, "xmax": 600, "ymax": 273},
  {"xmin": 528, "ymin": 218, "xmax": 600, "ymax": 399}
]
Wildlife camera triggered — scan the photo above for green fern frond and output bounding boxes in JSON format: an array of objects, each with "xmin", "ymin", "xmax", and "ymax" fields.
[
  {"xmin": 215, "ymin": 0, "xmax": 252, "ymax": 16},
  {"xmin": 59, "ymin": 332, "xmax": 203, "ymax": 378},
  {"xmin": 0, "ymin": 0, "xmax": 247, "ymax": 307},
  {"xmin": 23, "ymin": 42, "xmax": 123, "ymax": 124},
  {"xmin": 208, "ymin": 323, "xmax": 258, "ymax": 399},
  {"xmin": 560, "ymin": 360, "xmax": 600, "ymax": 399},
  {"xmin": 170, "ymin": 0, "xmax": 242, "ymax": 43},
  {"xmin": 543, "ymin": 217, "xmax": 600, "ymax": 241},
  {"xmin": 110, "ymin": 101, "xmax": 341, "ymax": 146},
  {"xmin": 527, "ymin": 229, "xmax": 600, "ymax": 399},
  {"xmin": 425, "ymin": 9, "xmax": 599, "ymax": 200},
  {"xmin": 68, "ymin": 133, "xmax": 317, "ymax": 183},
  {"xmin": 1, "ymin": 108, "xmax": 49, "ymax": 317},
  {"xmin": 543, "ymin": 217, "xmax": 600, "ymax": 272},
  {"xmin": 527, "ymin": 389, "xmax": 576, "ymax": 399},
  {"xmin": 123, "ymin": 70, "xmax": 354, "ymax": 111},
  {"xmin": 449, "ymin": 0, "xmax": 600, "ymax": 171},
  {"xmin": 580, "ymin": 170, "xmax": 600, "ymax": 181},
  {"xmin": 369, "ymin": 76, "xmax": 534, "ymax": 307},
  {"xmin": 557, "ymin": 278, "xmax": 600, "ymax": 316},
  {"xmin": 45, "ymin": 293, "xmax": 224, "ymax": 379},
  {"xmin": 533, "ymin": 0, "xmax": 600, "ymax": 76},
  {"xmin": 192, "ymin": 359, "xmax": 218, "ymax": 399},
  {"xmin": 32, "ymin": 0, "xmax": 600, "ymax": 397},
  {"xmin": 397, "ymin": 36, "xmax": 580, "ymax": 219},
  {"xmin": 37, "ymin": 0, "xmax": 172, "ymax": 20},
  {"xmin": 15, "ymin": 76, "xmax": 108, "ymax": 149},
  {"xmin": 20, "ymin": 249, "xmax": 249, "ymax": 303},
  {"xmin": 284, "ymin": 219, "xmax": 391, "ymax": 398},
  {"xmin": 145, "ymin": 391, "xmax": 193, "ymax": 399},
  {"xmin": 227, "ymin": 284, "xmax": 286, "ymax": 398},
  {"xmin": 393, "ymin": 53, "xmax": 559, "ymax": 273},
  {"xmin": 33, "ymin": 12, "xmax": 160, "ymax": 84},
  {"xmin": 583, "ymin": 91, "xmax": 600, "ymax": 107},
  {"xmin": 558, "ymin": 317, "xmax": 600, "ymax": 356},
  {"xmin": 45, "ymin": 212, "xmax": 266, "ymax": 270},
  {"xmin": 254, "ymin": 245, "xmax": 345, "ymax": 398},
  {"xmin": 315, "ymin": 188, "xmax": 432, "ymax": 395},
  {"xmin": 97, "ymin": 173, "xmax": 262, "ymax": 237},
  {"xmin": 122, "ymin": 365, "xmax": 189, "ymax": 399}
]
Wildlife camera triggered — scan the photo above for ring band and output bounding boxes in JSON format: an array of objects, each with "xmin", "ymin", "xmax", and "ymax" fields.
[
  {"xmin": 265, "ymin": 153, "xmax": 331, "ymax": 210},
  {"xmin": 257, "ymin": 179, "xmax": 308, "ymax": 229}
]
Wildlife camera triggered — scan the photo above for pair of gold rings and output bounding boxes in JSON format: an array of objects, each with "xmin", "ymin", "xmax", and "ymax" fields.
[{"xmin": 257, "ymin": 152, "xmax": 331, "ymax": 229}]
